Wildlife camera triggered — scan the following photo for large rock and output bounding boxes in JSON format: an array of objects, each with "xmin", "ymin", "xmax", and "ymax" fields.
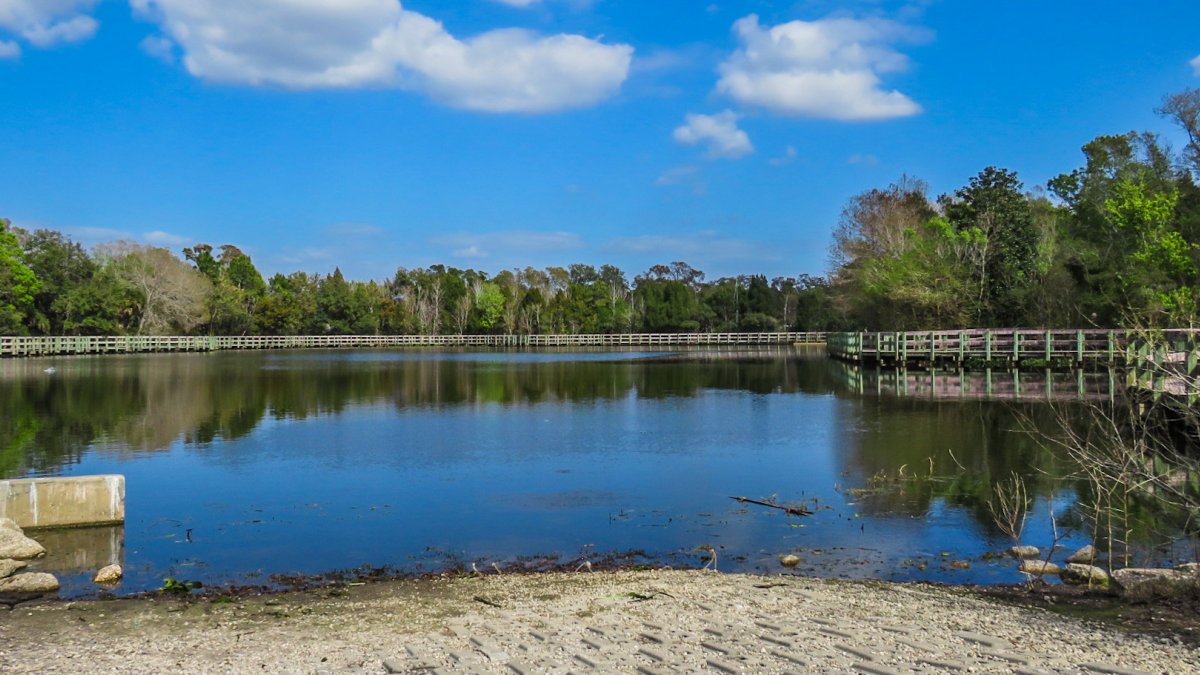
[
  {"xmin": 1019, "ymin": 560, "xmax": 1061, "ymax": 576},
  {"xmin": 1112, "ymin": 567, "xmax": 1195, "ymax": 599},
  {"xmin": 1008, "ymin": 545, "xmax": 1040, "ymax": 559},
  {"xmin": 0, "ymin": 517, "xmax": 20, "ymax": 532},
  {"xmin": 1062, "ymin": 563, "xmax": 1110, "ymax": 587},
  {"xmin": 0, "ymin": 528, "xmax": 45, "ymax": 560},
  {"xmin": 1176, "ymin": 562, "xmax": 1199, "ymax": 575},
  {"xmin": 0, "ymin": 559, "xmax": 27, "ymax": 579},
  {"xmin": 0, "ymin": 572, "xmax": 60, "ymax": 596},
  {"xmin": 1066, "ymin": 545, "xmax": 1097, "ymax": 564},
  {"xmin": 93, "ymin": 564, "xmax": 123, "ymax": 585}
]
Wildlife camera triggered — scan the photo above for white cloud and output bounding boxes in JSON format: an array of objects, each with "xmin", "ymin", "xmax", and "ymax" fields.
[
  {"xmin": 672, "ymin": 110, "xmax": 753, "ymax": 159},
  {"xmin": 130, "ymin": 0, "xmax": 633, "ymax": 113},
  {"xmin": 432, "ymin": 230, "xmax": 584, "ymax": 259},
  {"xmin": 603, "ymin": 230, "xmax": 779, "ymax": 263},
  {"xmin": 143, "ymin": 230, "xmax": 191, "ymax": 247},
  {"xmin": 716, "ymin": 14, "xmax": 926, "ymax": 121},
  {"xmin": 654, "ymin": 164, "xmax": 699, "ymax": 186},
  {"xmin": 454, "ymin": 244, "xmax": 488, "ymax": 258},
  {"xmin": 1192, "ymin": 54, "xmax": 1200, "ymax": 77},
  {"xmin": 847, "ymin": 152, "xmax": 880, "ymax": 166},
  {"xmin": 0, "ymin": 38, "xmax": 17, "ymax": 58},
  {"xmin": 769, "ymin": 145, "xmax": 797, "ymax": 166},
  {"xmin": 491, "ymin": 0, "xmax": 540, "ymax": 7},
  {"xmin": 0, "ymin": 0, "xmax": 98, "ymax": 48},
  {"xmin": 139, "ymin": 35, "xmax": 174, "ymax": 63}
]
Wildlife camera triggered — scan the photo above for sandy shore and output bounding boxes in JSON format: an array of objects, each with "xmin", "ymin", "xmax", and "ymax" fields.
[{"xmin": 1, "ymin": 570, "xmax": 1197, "ymax": 673}]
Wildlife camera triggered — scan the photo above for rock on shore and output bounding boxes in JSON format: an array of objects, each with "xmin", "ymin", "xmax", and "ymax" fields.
[
  {"xmin": 0, "ymin": 558, "xmax": 28, "ymax": 579},
  {"xmin": 0, "ymin": 519, "xmax": 46, "ymax": 560},
  {"xmin": 1066, "ymin": 545, "xmax": 1097, "ymax": 564},
  {"xmin": 1112, "ymin": 567, "xmax": 1199, "ymax": 600},
  {"xmin": 93, "ymin": 564, "xmax": 123, "ymax": 584},
  {"xmin": 1018, "ymin": 560, "xmax": 1061, "ymax": 576},
  {"xmin": 1008, "ymin": 545, "xmax": 1039, "ymax": 559},
  {"xmin": 1062, "ymin": 563, "xmax": 1110, "ymax": 587}
]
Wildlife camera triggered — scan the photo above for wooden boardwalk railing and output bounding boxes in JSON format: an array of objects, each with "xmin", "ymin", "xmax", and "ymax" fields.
[
  {"xmin": 828, "ymin": 329, "xmax": 1200, "ymax": 398},
  {"xmin": 828, "ymin": 329, "xmax": 1127, "ymax": 366},
  {"xmin": 0, "ymin": 332, "xmax": 828, "ymax": 357}
]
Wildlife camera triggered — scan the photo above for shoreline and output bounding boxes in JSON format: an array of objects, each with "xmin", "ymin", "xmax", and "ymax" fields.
[{"xmin": 3, "ymin": 569, "xmax": 1197, "ymax": 673}]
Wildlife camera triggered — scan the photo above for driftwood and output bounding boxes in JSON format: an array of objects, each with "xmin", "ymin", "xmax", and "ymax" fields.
[{"xmin": 730, "ymin": 496, "xmax": 811, "ymax": 517}]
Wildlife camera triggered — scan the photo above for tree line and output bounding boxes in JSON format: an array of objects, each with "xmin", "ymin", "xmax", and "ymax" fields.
[
  {"xmin": 3, "ymin": 87, "xmax": 1197, "ymax": 337},
  {"xmin": 0, "ymin": 232, "xmax": 843, "ymax": 337},
  {"xmin": 830, "ymin": 88, "xmax": 1200, "ymax": 330}
]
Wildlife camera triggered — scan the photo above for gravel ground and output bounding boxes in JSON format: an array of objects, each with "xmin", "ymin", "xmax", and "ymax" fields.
[{"xmin": 1, "ymin": 570, "xmax": 1197, "ymax": 674}]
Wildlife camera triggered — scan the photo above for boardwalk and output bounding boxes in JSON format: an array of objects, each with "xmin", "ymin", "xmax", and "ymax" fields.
[
  {"xmin": 0, "ymin": 332, "xmax": 827, "ymax": 358},
  {"xmin": 826, "ymin": 329, "xmax": 1124, "ymax": 367}
]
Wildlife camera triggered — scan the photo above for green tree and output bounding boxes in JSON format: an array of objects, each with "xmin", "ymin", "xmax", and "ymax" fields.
[
  {"xmin": 0, "ymin": 219, "xmax": 41, "ymax": 335},
  {"xmin": 16, "ymin": 228, "xmax": 95, "ymax": 334},
  {"xmin": 1103, "ymin": 179, "xmax": 1195, "ymax": 322},
  {"xmin": 944, "ymin": 167, "xmax": 1038, "ymax": 325},
  {"xmin": 475, "ymin": 282, "xmax": 505, "ymax": 331}
]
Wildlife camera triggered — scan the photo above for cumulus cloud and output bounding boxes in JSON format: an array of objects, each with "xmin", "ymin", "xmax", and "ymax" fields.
[
  {"xmin": 672, "ymin": 110, "xmax": 753, "ymax": 159},
  {"xmin": 130, "ymin": 0, "xmax": 632, "ymax": 113},
  {"xmin": 716, "ymin": 14, "xmax": 926, "ymax": 121},
  {"xmin": 1192, "ymin": 54, "xmax": 1200, "ymax": 77},
  {"xmin": 0, "ymin": 0, "xmax": 98, "ymax": 48},
  {"xmin": 0, "ymin": 39, "xmax": 17, "ymax": 58}
]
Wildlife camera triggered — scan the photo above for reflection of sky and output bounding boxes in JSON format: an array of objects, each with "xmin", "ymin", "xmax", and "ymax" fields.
[{"xmin": 27, "ymin": 352, "xmax": 1196, "ymax": 596}]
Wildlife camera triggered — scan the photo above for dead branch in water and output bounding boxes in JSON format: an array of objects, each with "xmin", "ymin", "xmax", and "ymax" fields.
[{"xmin": 730, "ymin": 496, "xmax": 812, "ymax": 517}]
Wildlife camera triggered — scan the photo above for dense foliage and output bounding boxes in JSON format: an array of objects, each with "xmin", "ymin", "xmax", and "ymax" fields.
[
  {"xmin": 830, "ymin": 88, "xmax": 1200, "ymax": 330},
  {"xmin": 0, "ymin": 220, "xmax": 844, "ymax": 336},
  {"xmin": 4, "ymin": 88, "xmax": 1198, "ymax": 336}
]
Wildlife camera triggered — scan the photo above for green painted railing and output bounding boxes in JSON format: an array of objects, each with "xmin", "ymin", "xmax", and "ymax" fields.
[{"xmin": 828, "ymin": 329, "xmax": 1126, "ymax": 366}]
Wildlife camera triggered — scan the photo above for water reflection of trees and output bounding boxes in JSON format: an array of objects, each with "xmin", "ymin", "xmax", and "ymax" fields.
[
  {"xmin": 833, "ymin": 396, "xmax": 1081, "ymax": 522},
  {"xmin": 0, "ymin": 350, "xmax": 831, "ymax": 476}
]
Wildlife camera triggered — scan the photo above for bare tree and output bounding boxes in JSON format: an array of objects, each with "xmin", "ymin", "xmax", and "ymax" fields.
[
  {"xmin": 1158, "ymin": 88, "xmax": 1200, "ymax": 176},
  {"xmin": 100, "ymin": 242, "xmax": 210, "ymax": 334}
]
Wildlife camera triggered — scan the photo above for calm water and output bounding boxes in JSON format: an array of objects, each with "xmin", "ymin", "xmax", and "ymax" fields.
[{"xmin": 0, "ymin": 348, "xmax": 1191, "ymax": 596}]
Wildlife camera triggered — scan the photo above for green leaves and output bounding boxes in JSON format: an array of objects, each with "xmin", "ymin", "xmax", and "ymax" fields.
[{"xmin": 0, "ymin": 220, "xmax": 42, "ymax": 335}]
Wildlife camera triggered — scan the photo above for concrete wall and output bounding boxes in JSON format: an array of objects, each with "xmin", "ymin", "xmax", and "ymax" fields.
[{"xmin": 0, "ymin": 475, "xmax": 125, "ymax": 529}]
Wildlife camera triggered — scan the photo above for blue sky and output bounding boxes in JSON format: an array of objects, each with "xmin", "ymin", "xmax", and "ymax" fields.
[{"xmin": 2, "ymin": 1, "xmax": 1198, "ymax": 282}]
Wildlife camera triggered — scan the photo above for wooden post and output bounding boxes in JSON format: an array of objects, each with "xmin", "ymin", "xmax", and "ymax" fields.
[{"xmin": 1076, "ymin": 329, "xmax": 1084, "ymax": 364}]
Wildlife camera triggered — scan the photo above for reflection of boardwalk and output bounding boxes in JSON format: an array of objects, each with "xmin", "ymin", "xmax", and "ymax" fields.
[{"xmin": 835, "ymin": 363, "xmax": 1115, "ymax": 401}]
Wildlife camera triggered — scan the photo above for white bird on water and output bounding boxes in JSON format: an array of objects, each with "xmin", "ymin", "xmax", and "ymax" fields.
[{"xmin": 43, "ymin": 367, "xmax": 56, "ymax": 374}]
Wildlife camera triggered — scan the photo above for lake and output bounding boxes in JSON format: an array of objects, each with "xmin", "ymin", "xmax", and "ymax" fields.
[{"xmin": 0, "ymin": 347, "xmax": 1191, "ymax": 596}]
